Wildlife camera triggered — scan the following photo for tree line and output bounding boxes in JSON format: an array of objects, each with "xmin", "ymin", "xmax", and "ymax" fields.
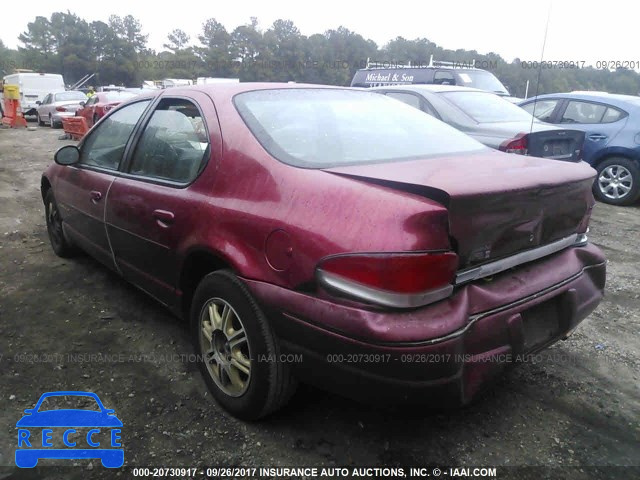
[{"xmin": 0, "ymin": 12, "xmax": 639, "ymax": 98}]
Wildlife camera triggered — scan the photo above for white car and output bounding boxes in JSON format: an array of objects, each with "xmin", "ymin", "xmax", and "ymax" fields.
[{"xmin": 36, "ymin": 91, "xmax": 88, "ymax": 128}]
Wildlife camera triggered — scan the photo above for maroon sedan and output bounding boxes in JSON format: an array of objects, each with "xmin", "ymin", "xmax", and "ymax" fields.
[
  {"xmin": 76, "ymin": 90, "xmax": 137, "ymax": 127},
  {"xmin": 42, "ymin": 84, "xmax": 606, "ymax": 420}
]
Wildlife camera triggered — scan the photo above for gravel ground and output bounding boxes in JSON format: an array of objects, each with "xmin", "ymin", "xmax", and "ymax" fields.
[{"xmin": 0, "ymin": 126, "xmax": 638, "ymax": 480}]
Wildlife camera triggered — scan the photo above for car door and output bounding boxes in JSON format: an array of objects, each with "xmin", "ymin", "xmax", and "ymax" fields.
[
  {"xmin": 54, "ymin": 100, "xmax": 152, "ymax": 268},
  {"xmin": 556, "ymin": 100, "xmax": 628, "ymax": 164},
  {"xmin": 105, "ymin": 94, "xmax": 214, "ymax": 306},
  {"xmin": 38, "ymin": 94, "xmax": 52, "ymax": 122},
  {"xmin": 79, "ymin": 95, "xmax": 98, "ymax": 125}
]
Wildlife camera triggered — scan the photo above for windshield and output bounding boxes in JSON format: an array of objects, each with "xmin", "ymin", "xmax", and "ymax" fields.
[
  {"xmin": 234, "ymin": 89, "xmax": 486, "ymax": 168},
  {"xmin": 440, "ymin": 91, "xmax": 534, "ymax": 123},
  {"xmin": 55, "ymin": 91, "xmax": 87, "ymax": 102},
  {"xmin": 104, "ymin": 91, "xmax": 137, "ymax": 103},
  {"xmin": 454, "ymin": 71, "xmax": 509, "ymax": 95}
]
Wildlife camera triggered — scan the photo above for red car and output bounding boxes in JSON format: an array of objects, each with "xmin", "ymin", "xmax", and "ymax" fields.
[
  {"xmin": 42, "ymin": 84, "xmax": 606, "ymax": 420},
  {"xmin": 76, "ymin": 91, "xmax": 138, "ymax": 127}
]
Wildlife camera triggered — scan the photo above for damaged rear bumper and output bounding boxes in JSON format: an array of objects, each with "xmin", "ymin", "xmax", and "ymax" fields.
[{"xmin": 244, "ymin": 243, "xmax": 606, "ymax": 405}]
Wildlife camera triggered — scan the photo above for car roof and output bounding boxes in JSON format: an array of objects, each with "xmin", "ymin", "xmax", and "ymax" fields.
[
  {"xmin": 371, "ymin": 84, "xmax": 487, "ymax": 94},
  {"xmin": 51, "ymin": 90, "xmax": 85, "ymax": 94},
  {"xmin": 523, "ymin": 92, "xmax": 640, "ymax": 109},
  {"xmin": 120, "ymin": 82, "xmax": 356, "ymax": 106},
  {"xmin": 37, "ymin": 391, "xmax": 101, "ymax": 400}
]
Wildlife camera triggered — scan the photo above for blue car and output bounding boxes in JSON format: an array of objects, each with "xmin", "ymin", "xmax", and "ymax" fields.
[
  {"xmin": 520, "ymin": 92, "xmax": 640, "ymax": 206},
  {"xmin": 15, "ymin": 391, "xmax": 123, "ymax": 468}
]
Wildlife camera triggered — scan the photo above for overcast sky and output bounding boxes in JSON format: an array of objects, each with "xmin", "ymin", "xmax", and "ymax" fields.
[{"xmin": 3, "ymin": 0, "xmax": 638, "ymax": 67}]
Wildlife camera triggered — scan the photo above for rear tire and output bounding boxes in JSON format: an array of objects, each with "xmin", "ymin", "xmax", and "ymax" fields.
[
  {"xmin": 44, "ymin": 189, "xmax": 77, "ymax": 257},
  {"xmin": 191, "ymin": 270, "xmax": 297, "ymax": 420},
  {"xmin": 593, "ymin": 157, "xmax": 640, "ymax": 206}
]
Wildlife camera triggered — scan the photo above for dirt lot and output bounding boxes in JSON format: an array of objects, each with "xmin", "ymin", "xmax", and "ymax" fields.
[{"xmin": 0, "ymin": 126, "xmax": 638, "ymax": 480}]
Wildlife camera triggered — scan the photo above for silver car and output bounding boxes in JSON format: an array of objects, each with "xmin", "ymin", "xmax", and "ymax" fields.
[
  {"xmin": 373, "ymin": 85, "xmax": 585, "ymax": 162},
  {"xmin": 36, "ymin": 91, "xmax": 88, "ymax": 128}
]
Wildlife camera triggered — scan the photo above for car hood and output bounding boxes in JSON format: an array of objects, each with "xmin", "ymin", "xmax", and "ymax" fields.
[
  {"xmin": 324, "ymin": 150, "xmax": 596, "ymax": 268},
  {"xmin": 16, "ymin": 410, "xmax": 123, "ymax": 427}
]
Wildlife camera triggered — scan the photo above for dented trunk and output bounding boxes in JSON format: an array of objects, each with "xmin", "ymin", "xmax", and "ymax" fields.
[{"xmin": 325, "ymin": 150, "xmax": 596, "ymax": 268}]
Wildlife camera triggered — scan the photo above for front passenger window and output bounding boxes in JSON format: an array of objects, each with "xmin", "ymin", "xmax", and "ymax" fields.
[
  {"xmin": 129, "ymin": 98, "xmax": 209, "ymax": 184},
  {"xmin": 79, "ymin": 100, "xmax": 150, "ymax": 170},
  {"xmin": 521, "ymin": 100, "xmax": 559, "ymax": 123}
]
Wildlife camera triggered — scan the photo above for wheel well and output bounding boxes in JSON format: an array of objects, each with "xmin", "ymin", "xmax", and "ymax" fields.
[
  {"xmin": 593, "ymin": 153, "xmax": 638, "ymax": 169},
  {"xmin": 179, "ymin": 251, "xmax": 231, "ymax": 319},
  {"xmin": 41, "ymin": 177, "xmax": 51, "ymax": 201}
]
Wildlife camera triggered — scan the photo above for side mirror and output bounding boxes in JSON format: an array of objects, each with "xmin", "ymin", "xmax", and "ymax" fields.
[
  {"xmin": 79, "ymin": 101, "xmax": 85, "ymax": 107},
  {"xmin": 55, "ymin": 145, "xmax": 81, "ymax": 166}
]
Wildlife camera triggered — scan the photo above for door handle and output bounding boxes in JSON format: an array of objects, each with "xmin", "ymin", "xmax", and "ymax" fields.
[
  {"xmin": 153, "ymin": 209, "xmax": 175, "ymax": 227},
  {"xmin": 90, "ymin": 190, "xmax": 102, "ymax": 203},
  {"xmin": 588, "ymin": 134, "xmax": 607, "ymax": 141}
]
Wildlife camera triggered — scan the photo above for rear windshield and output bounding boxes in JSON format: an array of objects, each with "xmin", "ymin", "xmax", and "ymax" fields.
[
  {"xmin": 55, "ymin": 91, "xmax": 87, "ymax": 102},
  {"xmin": 454, "ymin": 71, "xmax": 508, "ymax": 95},
  {"xmin": 440, "ymin": 91, "xmax": 534, "ymax": 123},
  {"xmin": 104, "ymin": 91, "xmax": 137, "ymax": 103},
  {"xmin": 234, "ymin": 89, "xmax": 486, "ymax": 168}
]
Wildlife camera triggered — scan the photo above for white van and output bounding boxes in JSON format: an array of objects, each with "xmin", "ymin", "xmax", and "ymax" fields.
[
  {"xmin": 2, "ymin": 73, "xmax": 65, "ymax": 116},
  {"xmin": 195, "ymin": 77, "xmax": 240, "ymax": 85},
  {"xmin": 161, "ymin": 78, "xmax": 193, "ymax": 88}
]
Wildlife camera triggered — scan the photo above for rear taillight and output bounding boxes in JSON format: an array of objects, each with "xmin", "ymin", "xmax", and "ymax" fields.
[
  {"xmin": 316, "ymin": 252, "xmax": 458, "ymax": 308},
  {"xmin": 499, "ymin": 133, "xmax": 528, "ymax": 155},
  {"xmin": 55, "ymin": 106, "xmax": 67, "ymax": 112}
]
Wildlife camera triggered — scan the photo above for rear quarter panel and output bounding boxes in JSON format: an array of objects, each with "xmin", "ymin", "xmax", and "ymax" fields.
[{"xmin": 182, "ymin": 93, "xmax": 452, "ymax": 290}]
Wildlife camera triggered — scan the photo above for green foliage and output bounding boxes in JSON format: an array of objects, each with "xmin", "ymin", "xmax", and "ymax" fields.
[{"xmin": 3, "ymin": 12, "xmax": 640, "ymax": 97}]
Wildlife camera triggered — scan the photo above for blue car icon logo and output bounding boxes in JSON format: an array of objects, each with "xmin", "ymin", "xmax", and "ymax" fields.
[{"xmin": 16, "ymin": 391, "xmax": 123, "ymax": 468}]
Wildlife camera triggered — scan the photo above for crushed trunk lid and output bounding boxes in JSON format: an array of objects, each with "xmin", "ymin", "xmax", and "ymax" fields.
[{"xmin": 324, "ymin": 150, "xmax": 596, "ymax": 268}]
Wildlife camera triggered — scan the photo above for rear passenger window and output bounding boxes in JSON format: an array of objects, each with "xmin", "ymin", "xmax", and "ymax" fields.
[
  {"xmin": 601, "ymin": 107, "xmax": 625, "ymax": 123},
  {"xmin": 129, "ymin": 98, "xmax": 209, "ymax": 184},
  {"xmin": 561, "ymin": 101, "xmax": 607, "ymax": 124}
]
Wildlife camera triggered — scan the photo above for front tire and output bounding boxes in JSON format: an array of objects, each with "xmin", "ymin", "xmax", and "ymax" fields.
[
  {"xmin": 594, "ymin": 157, "xmax": 640, "ymax": 206},
  {"xmin": 38, "ymin": 114, "xmax": 45, "ymax": 127},
  {"xmin": 191, "ymin": 270, "xmax": 296, "ymax": 420},
  {"xmin": 44, "ymin": 189, "xmax": 77, "ymax": 257}
]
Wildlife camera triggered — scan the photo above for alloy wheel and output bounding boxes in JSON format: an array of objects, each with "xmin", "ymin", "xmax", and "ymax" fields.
[
  {"xmin": 598, "ymin": 164, "xmax": 633, "ymax": 200},
  {"xmin": 199, "ymin": 298, "xmax": 252, "ymax": 397}
]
